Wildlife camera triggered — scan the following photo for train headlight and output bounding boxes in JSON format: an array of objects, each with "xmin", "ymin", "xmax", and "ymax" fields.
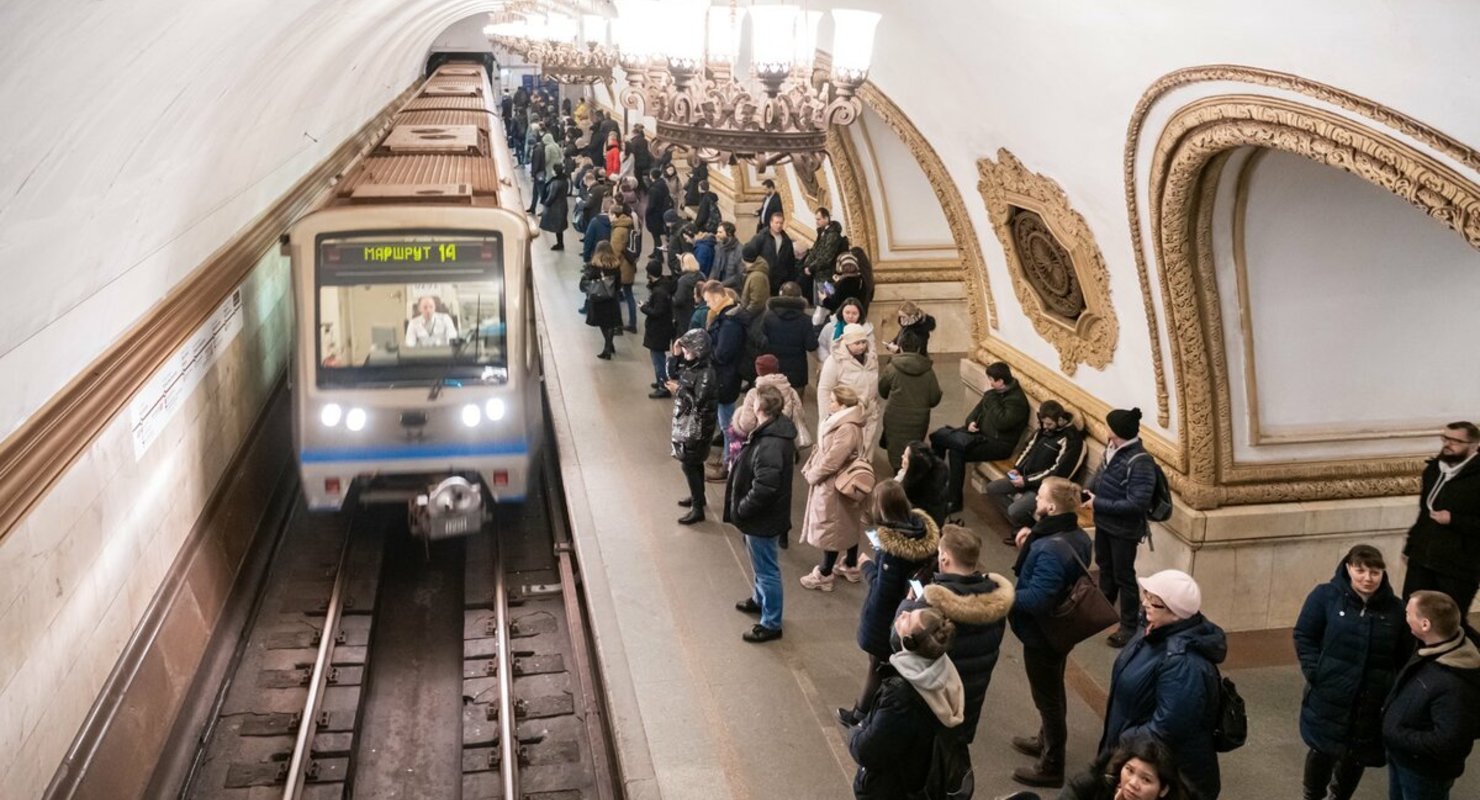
[
  {"xmin": 345, "ymin": 407, "xmax": 367, "ymax": 432},
  {"xmin": 484, "ymin": 398, "xmax": 506, "ymax": 421},
  {"xmin": 461, "ymin": 404, "xmax": 482, "ymax": 428},
  {"xmin": 320, "ymin": 403, "xmax": 343, "ymax": 427}
]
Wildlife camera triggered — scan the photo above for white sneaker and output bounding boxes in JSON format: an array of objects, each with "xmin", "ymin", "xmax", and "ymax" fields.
[
  {"xmin": 799, "ymin": 566, "xmax": 835, "ymax": 592},
  {"xmin": 833, "ymin": 564, "xmax": 861, "ymax": 583}
]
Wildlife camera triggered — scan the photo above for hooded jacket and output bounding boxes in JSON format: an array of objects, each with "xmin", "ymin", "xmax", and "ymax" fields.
[
  {"xmin": 645, "ymin": 177, "xmax": 673, "ymax": 231},
  {"xmin": 1010, "ymin": 512, "xmax": 1094, "ymax": 651},
  {"xmin": 1404, "ymin": 455, "xmax": 1480, "ymax": 580},
  {"xmin": 801, "ymin": 405, "xmax": 867, "ymax": 553},
  {"xmin": 1293, "ymin": 560, "xmax": 1411, "ymax": 765},
  {"xmin": 705, "ymin": 301, "xmax": 749, "ymax": 404},
  {"xmin": 878, "ymin": 352, "xmax": 943, "ymax": 470},
  {"xmin": 1100, "ymin": 614, "xmax": 1228, "ymax": 800},
  {"xmin": 732, "ymin": 373, "xmax": 811, "ymax": 449},
  {"xmin": 542, "ymin": 133, "xmax": 562, "ymax": 180},
  {"xmin": 818, "ymin": 340, "xmax": 881, "ymax": 451},
  {"xmin": 897, "ymin": 572, "xmax": 1014, "ymax": 742},
  {"xmin": 610, "ymin": 212, "xmax": 637, "ymax": 284},
  {"xmin": 723, "ymin": 415, "xmax": 799, "ymax": 539},
  {"xmin": 739, "ymin": 258, "xmax": 771, "ymax": 318},
  {"xmin": 691, "ymin": 235, "xmax": 716, "ymax": 277},
  {"xmin": 761, "ymin": 295, "xmax": 817, "ymax": 390},
  {"xmin": 848, "ymin": 650, "xmax": 965, "ymax": 800},
  {"xmin": 900, "ymin": 449, "xmax": 951, "ymax": 528},
  {"xmin": 1382, "ymin": 631, "xmax": 1480, "ymax": 779},
  {"xmin": 858, "ymin": 511, "xmax": 941, "ymax": 659},
  {"xmin": 668, "ymin": 330, "xmax": 717, "ymax": 464},
  {"xmin": 538, "ymin": 174, "xmax": 569, "ymax": 234}
]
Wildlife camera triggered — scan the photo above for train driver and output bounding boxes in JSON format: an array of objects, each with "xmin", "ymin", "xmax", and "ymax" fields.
[{"xmin": 405, "ymin": 295, "xmax": 459, "ymax": 347}]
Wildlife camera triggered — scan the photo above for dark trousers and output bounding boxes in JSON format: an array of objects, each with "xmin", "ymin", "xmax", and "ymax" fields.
[
  {"xmin": 1022, "ymin": 645, "xmax": 1068, "ymax": 772},
  {"xmin": 930, "ymin": 426, "xmax": 1013, "ymax": 510},
  {"xmin": 1094, "ymin": 531, "xmax": 1141, "ymax": 630},
  {"xmin": 649, "ymin": 348, "xmax": 668, "ymax": 386},
  {"xmin": 819, "ymin": 547, "xmax": 858, "ymax": 576},
  {"xmin": 1388, "ymin": 762, "xmax": 1454, "ymax": 800},
  {"xmin": 680, "ymin": 460, "xmax": 706, "ymax": 509},
  {"xmin": 1303, "ymin": 748, "xmax": 1365, "ymax": 800},
  {"xmin": 1402, "ymin": 562, "xmax": 1478, "ymax": 629}
]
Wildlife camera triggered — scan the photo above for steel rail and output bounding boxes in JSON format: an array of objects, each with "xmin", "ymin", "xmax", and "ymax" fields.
[
  {"xmin": 281, "ymin": 531, "xmax": 354, "ymax": 800},
  {"xmin": 492, "ymin": 528, "xmax": 520, "ymax": 800}
]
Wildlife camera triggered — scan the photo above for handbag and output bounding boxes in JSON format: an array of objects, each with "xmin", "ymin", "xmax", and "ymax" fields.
[
  {"xmin": 833, "ymin": 445, "xmax": 876, "ymax": 501},
  {"xmin": 584, "ymin": 274, "xmax": 615, "ymax": 302},
  {"xmin": 1039, "ymin": 539, "xmax": 1120, "ymax": 653}
]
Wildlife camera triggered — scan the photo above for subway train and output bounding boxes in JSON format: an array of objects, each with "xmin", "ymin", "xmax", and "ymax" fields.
[{"xmin": 287, "ymin": 61, "xmax": 539, "ymax": 538}]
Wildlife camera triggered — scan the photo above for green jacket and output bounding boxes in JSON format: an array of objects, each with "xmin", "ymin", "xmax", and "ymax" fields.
[
  {"xmin": 965, "ymin": 378, "xmax": 1029, "ymax": 445},
  {"xmin": 878, "ymin": 352, "xmax": 943, "ymax": 469}
]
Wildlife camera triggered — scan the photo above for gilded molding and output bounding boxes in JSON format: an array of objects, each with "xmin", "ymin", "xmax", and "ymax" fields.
[
  {"xmin": 828, "ymin": 124, "xmax": 880, "ymax": 260},
  {"xmin": 1125, "ymin": 63, "xmax": 1480, "ymax": 429},
  {"xmin": 1147, "ymin": 95, "xmax": 1480, "ymax": 507},
  {"xmin": 977, "ymin": 149, "xmax": 1119, "ymax": 375}
]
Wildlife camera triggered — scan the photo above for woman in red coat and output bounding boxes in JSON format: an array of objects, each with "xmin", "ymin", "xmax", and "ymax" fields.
[{"xmin": 604, "ymin": 131, "xmax": 622, "ymax": 177}]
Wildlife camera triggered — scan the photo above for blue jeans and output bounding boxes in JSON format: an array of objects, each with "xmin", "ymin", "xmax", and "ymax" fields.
[
  {"xmin": 717, "ymin": 400, "xmax": 737, "ymax": 457},
  {"xmin": 649, "ymin": 349, "xmax": 667, "ymax": 386},
  {"xmin": 1389, "ymin": 764, "xmax": 1454, "ymax": 800},
  {"xmin": 619, "ymin": 284, "xmax": 637, "ymax": 328},
  {"xmin": 744, "ymin": 534, "xmax": 783, "ymax": 630}
]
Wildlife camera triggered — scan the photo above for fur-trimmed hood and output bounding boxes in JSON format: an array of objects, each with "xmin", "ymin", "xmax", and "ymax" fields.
[
  {"xmin": 922, "ymin": 572, "xmax": 1014, "ymax": 626},
  {"xmin": 875, "ymin": 510, "xmax": 940, "ymax": 561}
]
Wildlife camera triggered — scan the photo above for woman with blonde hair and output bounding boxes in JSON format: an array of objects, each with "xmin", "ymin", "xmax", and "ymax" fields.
[{"xmin": 799, "ymin": 385, "xmax": 867, "ymax": 591}]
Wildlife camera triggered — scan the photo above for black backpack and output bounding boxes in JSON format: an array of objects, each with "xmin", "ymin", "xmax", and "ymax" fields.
[
  {"xmin": 1212, "ymin": 673, "xmax": 1248, "ymax": 752},
  {"xmin": 1128, "ymin": 452, "xmax": 1173, "ymax": 522},
  {"xmin": 909, "ymin": 725, "xmax": 974, "ymax": 800}
]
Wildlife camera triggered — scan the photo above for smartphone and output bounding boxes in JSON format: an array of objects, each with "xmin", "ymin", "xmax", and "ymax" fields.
[
  {"xmin": 908, "ymin": 579, "xmax": 925, "ymax": 598},
  {"xmin": 866, "ymin": 528, "xmax": 882, "ymax": 549}
]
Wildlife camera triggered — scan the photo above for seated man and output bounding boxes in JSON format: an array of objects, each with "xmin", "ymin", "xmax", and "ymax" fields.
[
  {"xmin": 405, "ymin": 295, "xmax": 457, "ymax": 347},
  {"xmin": 930, "ymin": 361, "xmax": 1029, "ymax": 517},
  {"xmin": 984, "ymin": 400, "xmax": 1084, "ymax": 535}
]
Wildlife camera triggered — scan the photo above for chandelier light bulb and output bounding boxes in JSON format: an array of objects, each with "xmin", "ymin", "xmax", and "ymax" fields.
[
  {"xmin": 830, "ymin": 9, "xmax": 882, "ymax": 81},
  {"xmin": 655, "ymin": 0, "xmax": 709, "ymax": 69},
  {"xmin": 707, "ymin": 5, "xmax": 747, "ymax": 65},
  {"xmin": 793, "ymin": 10, "xmax": 823, "ymax": 72},
  {"xmin": 749, "ymin": 4, "xmax": 800, "ymax": 77},
  {"xmin": 545, "ymin": 13, "xmax": 579, "ymax": 45},
  {"xmin": 582, "ymin": 14, "xmax": 607, "ymax": 47}
]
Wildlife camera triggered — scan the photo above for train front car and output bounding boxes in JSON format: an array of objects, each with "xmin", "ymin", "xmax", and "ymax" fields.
[{"xmin": 288, "ymin": 63, "xmax": 537, "ymax": 539}]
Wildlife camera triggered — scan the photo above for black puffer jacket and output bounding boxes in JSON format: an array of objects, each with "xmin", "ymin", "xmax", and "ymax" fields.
[
  {"xmin": 1090, "ymin": 440, "xmax": 1158, "ymax": 541},
  {"xmin": 1403, "ymin": 456, "xmax": 1480, "ymax": 580},
  {"xmin": 672, "ymin": 269, "xmax": 703, "ymax": 333},
  {"xmin": 705, "ymin": 302, "xmax": 749, "ymax": 404},
  {"xmin": 900, "ymin": 448, "xmax": 950, "ymax": 528},
  {"xmin": 761, "ymin": 295, "xmax": 816, "ymax": 390},
  {"xmin": 640, "ymin": 278, "xmax": 676, "ymax": 351},
  {"xmin": 857, "ymin": 512, "xmax": 941, "ymax": 659},
  {"xmin": 668, "ymin": 331, "xmax": 717, "ymax": 465},
  {"xmin": 1293, "ymin": 560, "xmax": 1411, "ymax": 765},
  {"xmin": 1382, "ymin": 632, "xmax": 1480, "ymax": 780},
  {"xmin": 848, "ymin": 675, "xmax": 942, "ymax": 800},
  {"xmin": 723, "ymin": 415, "xmax": 798, "ymax": 539},
  {"xmin": 896, "ymin": 572, "xmax": 1013, "ymax": 742}
]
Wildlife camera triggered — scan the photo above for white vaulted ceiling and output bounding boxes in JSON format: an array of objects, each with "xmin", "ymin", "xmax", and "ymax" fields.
[{"xmin": 2, "ymin": 0, "xmax": 1479, "ymax": 440}]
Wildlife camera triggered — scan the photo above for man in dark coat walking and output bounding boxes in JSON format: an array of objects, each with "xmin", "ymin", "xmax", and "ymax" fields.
[
  {"xmin": 1383, "ymin": 590, "xmax": 1480, "ymax": 799},
  {"xmin": 644, "ymin": 168, "xmax": 673, "ymax": 257},
  {"xmin": 929, "ymin": 361, "xmax": 1030, "ymax": 517},
  {"xmin": 1086, "ymin": 407, "xmax": 1157, "ymax": 647},
  {"xmin": 724, "ymin": 385, "xmax": 797, "ymax": 642},
  {"xmin": 1293, "ymin": 545, "xmax": 1411, "ymax": 800},
  {"xmin": 1402, "ymin": 421, "xmax": 1480, "ymax": 623},
  {"xmin": 760, "ymin": 283, "xmax": 816, "ymax": 392}
]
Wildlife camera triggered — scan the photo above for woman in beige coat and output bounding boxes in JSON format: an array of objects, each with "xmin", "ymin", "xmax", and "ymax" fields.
[
  {"xmin": 817, "ymin": 323, "xmax": 882, "ymax": 452},
  {"xmin": 800, "ymin": 386, "xmax": 867, "ymax": 592}
]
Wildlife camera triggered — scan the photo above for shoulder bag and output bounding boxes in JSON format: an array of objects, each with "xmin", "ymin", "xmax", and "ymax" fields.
[
  {"xmin": 833, "ymin": 443, "xmax": 876, "ymax": 501},
  {"xmin": 1040, "ymin": 539, "xmax": 1120, "ymax": 653}
]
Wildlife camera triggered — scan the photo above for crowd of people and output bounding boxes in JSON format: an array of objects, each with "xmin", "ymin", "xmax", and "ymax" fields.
[{"xmin": 506, "ymin": 88, "xmax": 1480, "ymax": 800}]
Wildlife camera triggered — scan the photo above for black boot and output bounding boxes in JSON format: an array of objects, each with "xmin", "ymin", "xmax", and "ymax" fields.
[{"xmin": 677, "ymin": 505, "xmax": 705, "ymax": 525}]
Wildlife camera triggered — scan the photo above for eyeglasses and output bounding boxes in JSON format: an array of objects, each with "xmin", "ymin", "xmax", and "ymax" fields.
[
  {"xmin": 1441, "ymin": 435, "xmax": 1476, "ymax": 445},
  {"xmin": 1140, "ymin": 592, "xmax": 1168, "ymax": 611}
]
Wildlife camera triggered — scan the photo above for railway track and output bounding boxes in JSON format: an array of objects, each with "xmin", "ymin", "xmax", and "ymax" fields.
[{"xmin": 176, "ymin": 453, "xmax": 614, "ymax": 800}]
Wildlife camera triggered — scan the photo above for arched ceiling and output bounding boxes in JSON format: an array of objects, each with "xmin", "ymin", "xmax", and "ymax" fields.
[{"xmin": 3, "ymin": 0, "xmax": 1479, "ymax": 438}]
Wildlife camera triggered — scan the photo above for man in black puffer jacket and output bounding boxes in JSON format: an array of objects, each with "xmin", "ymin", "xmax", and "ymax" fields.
[
  {"xmin": 1383, "ymin": 590, "xmax": 1480, "ymax": 799},
  {"xmin": 1086, "ymin": 407, "xmax": 1158, "ymax": 647},
  {"xmin": 761, "ymin": 283, "xmax": 817, "ymax": 393},
  {"xmin": 724, "ymin": 385, "xmax": 798, "ymax": 643},
  {"xmin": 1293, "ymin": 546, "xmax": 1412, "ymax": 800},
  {"xmin": 894, "ymin": 524, "xmax": 1012, "ymax": 744}
]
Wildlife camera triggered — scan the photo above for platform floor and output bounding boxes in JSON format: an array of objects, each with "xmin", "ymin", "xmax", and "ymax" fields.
[{"xmin": 527, "ymin": 207, "xmax": 1477, "ymax": 800}]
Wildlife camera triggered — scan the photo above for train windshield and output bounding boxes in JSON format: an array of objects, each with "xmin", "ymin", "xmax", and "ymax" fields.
[{"xmin": 314, "ymin": 232, "xmax": 507, "ymax": 388}]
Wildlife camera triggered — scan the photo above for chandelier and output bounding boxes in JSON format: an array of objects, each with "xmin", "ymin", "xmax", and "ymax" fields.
[
  {"xmin": 613, "ymin": 0, "xmax": 881, "ymax": 174},
  {"xmin": 486, "ymin": 12, "xmax": 619, "ymax": 84}
]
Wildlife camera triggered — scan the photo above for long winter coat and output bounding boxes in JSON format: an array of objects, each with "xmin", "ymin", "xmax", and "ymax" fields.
[
  {"xmin": 582, "ymin": 263, "xmax": 621, "ymax": 330},
  {"xmin": 818, "ymin": 343, "xmax": 881, "ymax": 451},
  {"xmin": 761, "ymin": 296, "xmax": 817, "ymax": 391},
  {"xmin": 705, "ymin": 302, "xmax": 749, "ymax": 404},
  {"xmin": 1100, "ymin": 614, "xmax": 1228, "ymax": 800},
  {"xmin": 712, "ymin": 238, "xmax": 745, "ymax": 291},
  {"xmin": 900, "ymin": 452, "xmax": 950, "ymax": 528},
  {"xmin": 857, "ymin": 511, "xmax": 941, "ymax": 659},
  {"xmin": 723, "ymin": 415, "xmax": 799, "ymax": 539},
  {"xmin": 610, "ymin": 213, "xmax": 637, "ymax": 285},
  {"xmin": 896, "ymin": 572, "xmax": 1014, "ymax": 742},
  {"xmin": 817, "ymin": 317, "xmax": 876, "ymax": 364},
  {"xmin": 640, "ymin": 279, "xmax": 676, "ymax": 352},
  {"xmin": 1009, "ymin": 512, "xmax": 1094, "ymax": 651},
  {"xmin": 1403, "ymin": 455, "xmax": 1480, "ymax": 580},
  {"xmin": 645, "ymin": 178, "xmax": 673, "ymax": 235},
  {"xmin": 801, "ymin": 406, "xmax": 867, "ymax": 553},
  {"xmin": 733, "ymin": 374, "xmax": 811, "ymax": 450},
  {"xmin": 1293, "ymin": 560, "xmax": 1411, "ymax": 765},
  {"xmin": 668, "ymin": 339, "xmax": 717, "ymax": 466},
  {"xmin": 672, "ymin": 269, "xmax": 702, "ymax": 333},
  {"xmin": 878, "ymin": 352, "xmax": 943, "ymax": 471},
  {"xmin": 604, "ymin": 141, "xmax": 621, "ymax": 175},
  {"xmin": 1382, "ymin": 632, "xmax": 1480, "ymax": 780},
  {"xmin": 538, "ymin": 176, "xmax": 570, "ymax": 234},
  {"xmin": 543, "ymin": 136, "xmax": 562, "ymax": 181},
  {"xmin": 582, "ymin": 212, "xmax": 612, "ymax": 263},
  {"xmin": 693, "ymin": 191, "xmax": 720, "ymax": 233},
  {"xmin": 1090, "ymin": 439, "xmax": 1158, "ymax": 541}
]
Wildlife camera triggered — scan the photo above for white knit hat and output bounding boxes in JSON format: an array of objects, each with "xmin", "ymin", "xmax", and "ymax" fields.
[
  {"xmin": 1137, "ymin": 569, "xmax": 1202, "ymax": 619},
  {"xmin": 840, "ymin": 323, "xmax": 870, "ymax": 345}
]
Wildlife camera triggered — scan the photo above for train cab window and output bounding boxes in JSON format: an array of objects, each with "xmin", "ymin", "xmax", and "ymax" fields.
[{"xmin": 314, "ymin": 233, "xmax": 508, "ymax": 387}]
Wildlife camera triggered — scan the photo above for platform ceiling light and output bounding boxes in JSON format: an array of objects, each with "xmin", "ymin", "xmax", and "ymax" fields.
[{"xmin": 609, "ymin": 0, "xmax": 882, "ymax": 174}]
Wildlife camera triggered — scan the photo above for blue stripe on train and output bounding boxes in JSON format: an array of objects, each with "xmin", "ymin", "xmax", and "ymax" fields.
[{"xmin": 300, "ymin": 441, "xmax": 530, "ymax": 463}]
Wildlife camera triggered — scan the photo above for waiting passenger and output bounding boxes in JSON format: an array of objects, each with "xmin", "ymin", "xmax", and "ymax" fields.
[
  {"xmin": 820, "ymin": 251, "xmax": 868, "ymax": 317},
  {"xmin": 817, "ymin": 324, "xmax": 881, "ymax": 452},
  {"xmin": 640, "ymin": 268, "xmax": 676, "ymax": 399},
  {"xmin": 1293, "ymin": 545, "xmax": 1411, "ymax": 800},
  {"xmin": 760, "ymin": 282, "xmax": 816, "ymax": 394},
  {"xmin": 1382, "ymin": 590, "xmax": 1480, "ymax": 800},
  {"xmin": 846, "ymin": 606, "xmax": 964, "ymax": 800},
  {"xmin": 841, "ymin": 480, "xmax": 941, "ymax": 724},
  {"xmin": 666, "ymin": 329, "xmax": 717, "ymax": 524},
  {"xmin": 816, "ymin": 297, "xmax": 875, "ymax": 363},
  {"xmin": 799, "ymin": 385, "xmax": 868, "ymax": 593},
  {"xmin": 877, "ymin": 329, "xmax": 943, "ymax": 472},
  {"xmin": 1099, "ymin": 569, "xmax": 1227, "ymax": 800},
  {"xmin": 703, "ymin": 280, "xmax": 750, "ymax": 481},
  {"xmin": 800, "ymin": 206, "xmax": 847, "ymax": 303},
  {"xmin": 1087, "ymin": 407, "xmax": 1157, "ymax": 647},
  {"xmin": 896, "ymin": 441, "xmax": 950, "ymax": 528},
  {"xmin": 1400, "ymin": 421, "xmax": 1480, "ymax": 627},
  {"xmin": 405, "ymin": 296, "xmax": 458, "ymax": 348},
  {"xmin": 1057, "ymin": 737, "xmax": 1190, "ymax": 800},
  {"xmin": 671, "ymin": 253, "xmax": 703, "ymax": 335},
  {"xmin": 724, "ymin": 384, "xmax": 798, "ymax": 643},
  {"xmin": 582, "ymin": 241, "xmax": 622, "ymax": 360},
  {"xmin": 987, "ymin": 400, "xmax": 1085, "ymax": 535},
  {"xmin": 929, "ymin": 361, "xmax": 1030, "ymax": 517},
  {"xmin": 729, "ymin": 355, "xmax": 810, "ymax": 458},
  {"xmin": 711, "ymin": 221, "xmax": 746, "ymax": 292},
  {"xmin": 884, "ymin": 300, "xmax": 936, "ymax": 357},
  {"xmin": 737, "ymin": 241, "xmax": 771, "ymax": 318}
]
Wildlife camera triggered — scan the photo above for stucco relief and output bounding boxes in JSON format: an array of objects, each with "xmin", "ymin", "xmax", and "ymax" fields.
[
  {"xmin": 1147, "ymin": 95, "xmax": 1480, "ymax": 508},
  {"xmin": 977, "ymin": 149, "xmax": 1119, "ymax": 375}
]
